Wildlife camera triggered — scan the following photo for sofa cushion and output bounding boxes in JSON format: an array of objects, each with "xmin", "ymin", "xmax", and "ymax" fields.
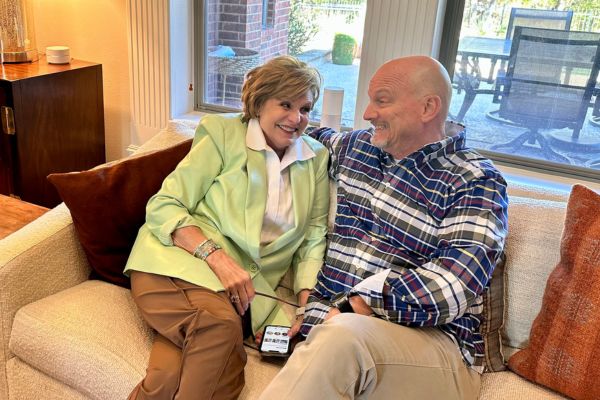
[
  {"xmin": 502, "ymin": 196, "xmax": 566, "ymax": 348},
  {"xmin": 508, "ymin": 185, "xmax": 600, "ymax": 400},
  {"xmin": 480, "ymin": 252, "xmax": 506, "ymax": 372},
  {"xmin": 47, "ymin": 139, "xmax": 193, "ymax": 288},
  {"xmin": 8, "ymin": 279, "xmax": 296, "ymax": 400},
  {"xmin": 479, "ymin": 371, "xmax": 566, "ymax": 399},
  {"xmin": 9, "ymin": 281, "xmax": 152, "ymax": 400},
  {"xmin": 7, "ymin": 357, "xmax": 90, "ymax": 400}
]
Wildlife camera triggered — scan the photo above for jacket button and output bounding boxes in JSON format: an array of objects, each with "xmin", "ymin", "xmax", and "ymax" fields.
[{"xmin": 249, "ymin": 263, "xmax": 258, "ymax": 272}]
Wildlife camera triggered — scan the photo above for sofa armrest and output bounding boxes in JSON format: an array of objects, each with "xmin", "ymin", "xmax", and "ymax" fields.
[{"xmin": 0, "ymin": 203, "xmax": 91, "ymax": 389}]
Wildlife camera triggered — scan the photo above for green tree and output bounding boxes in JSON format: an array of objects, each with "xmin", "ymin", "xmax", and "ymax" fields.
[{"xmin": 287, "ymin": 0, "xmax": 319, "ymax": 55}]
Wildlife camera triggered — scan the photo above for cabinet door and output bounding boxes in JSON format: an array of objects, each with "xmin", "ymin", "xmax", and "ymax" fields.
[{"xmin": 0, "ymin": 82, "xmax": 15, "ymax": 196}]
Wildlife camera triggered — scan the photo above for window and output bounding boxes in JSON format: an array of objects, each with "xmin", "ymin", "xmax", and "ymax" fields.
[
  {"xmin": 195, "ymin": 0, "xmax": 367, "ymax": 128},
  {"xmin": 193, "ymin": 0, "xmax": 600, "ymax": 179},
  {"xmin": 262, "ymin": 0, "xmax": 275, "ymax": 29},
  {"xmin": 446, "ymin": 1, "xmax": 600, "ymax": 178}
]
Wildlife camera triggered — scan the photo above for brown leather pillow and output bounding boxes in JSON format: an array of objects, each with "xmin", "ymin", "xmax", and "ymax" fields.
[
  {"xmin": 48, "ymin": 139, "xmax": 193, "ymax": 288},
  {"xmin": 508, "ymin": 184, "xmax": 600, "ymax": 400}
]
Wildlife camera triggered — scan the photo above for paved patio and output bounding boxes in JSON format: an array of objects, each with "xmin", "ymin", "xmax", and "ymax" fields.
[{"xmin": 300, "ymin": 51, "xmax": 600, "ymax": 170}]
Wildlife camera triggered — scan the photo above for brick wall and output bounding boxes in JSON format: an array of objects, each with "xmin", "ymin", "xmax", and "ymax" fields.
[{"xmin": 205, "ymin": 0, "xmax": 290, "ymax": 106}]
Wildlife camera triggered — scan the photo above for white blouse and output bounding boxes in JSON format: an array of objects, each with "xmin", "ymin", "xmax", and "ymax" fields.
[{"xmin": 246, "ymin": 119, "xmax": 316, "ymax": 245}]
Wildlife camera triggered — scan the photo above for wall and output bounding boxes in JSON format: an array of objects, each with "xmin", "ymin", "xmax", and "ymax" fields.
[{"xmin": 32, "ymin": 0, "xmax": 131, "ymax": 161}]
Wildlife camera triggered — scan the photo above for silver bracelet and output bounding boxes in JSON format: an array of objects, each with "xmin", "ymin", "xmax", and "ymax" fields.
[{"xmin": 192, "ymin": 239, "xmax": 221, "ymax": 260}]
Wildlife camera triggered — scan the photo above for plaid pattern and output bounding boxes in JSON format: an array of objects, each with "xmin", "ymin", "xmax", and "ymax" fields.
[{"xmin": 301, "ymin": 127, "xmax": 509, "ymax": 372}]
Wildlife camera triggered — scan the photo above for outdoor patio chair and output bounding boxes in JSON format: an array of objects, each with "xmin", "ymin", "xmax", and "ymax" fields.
[
  {"xmin": 490, "ymin": 26, "xmax": 600, "ymax": 164},
  {"xmin": 492, "ymin": 8, "xmax": 573, "ymax": 103},
  {"xmin": 451, "ymin": 8, "xmax": 573, "ymax": 123}
]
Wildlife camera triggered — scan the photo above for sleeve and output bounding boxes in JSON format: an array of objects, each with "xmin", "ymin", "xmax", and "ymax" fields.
[
  {"xmin": 145, "ymin": 116, "xmax": 225, "ymax": 245},
  {"xmin": 307, "ymin": 127, "xmax": 346, "ymax": 179},
  {"xmin": 361, "ymin": 175, "xmax": 509, "ymax": 327},
  {"xmin": 290, "ymin": 145, "xmax": 330, "ymax": 294}
]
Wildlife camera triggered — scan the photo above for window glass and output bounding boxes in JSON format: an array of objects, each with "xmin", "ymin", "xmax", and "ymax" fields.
[
  {"xmin": 451, "ymin": 1, "xmax": 600, "ymax": 172},
  {"xmin": 199, "ymin": 0, "xmax": 367, "ymax": 128}
]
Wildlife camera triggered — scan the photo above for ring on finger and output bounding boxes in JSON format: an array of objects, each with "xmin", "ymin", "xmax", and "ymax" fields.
[{"xmin": 230, "ymin": 294, "xmax": 241, "ymax": 303}]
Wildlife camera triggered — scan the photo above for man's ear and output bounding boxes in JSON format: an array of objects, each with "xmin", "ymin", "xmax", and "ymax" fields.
[{"xmin": 421, "ymin": 95, "xmax": 441, "ymax": 123}]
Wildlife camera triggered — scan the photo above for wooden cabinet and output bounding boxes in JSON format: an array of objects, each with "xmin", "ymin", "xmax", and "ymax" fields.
[{"xmin": 0, "ymin": 58, "xmax": 105, "ymax": 208}]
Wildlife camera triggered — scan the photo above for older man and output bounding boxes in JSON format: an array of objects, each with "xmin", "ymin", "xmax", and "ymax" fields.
[{"xmin": 259, "ymin": 56, "xmax": 508, "ymax": 400}]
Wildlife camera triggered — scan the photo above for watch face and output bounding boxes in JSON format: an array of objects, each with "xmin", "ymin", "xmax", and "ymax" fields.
[
  {"xmin": 331, "ymin": 292, "xmax": 353, "ymax": 313},
  {"xmin": 330, "ymin": 292, "xmax": 348, "ymax": 307}
]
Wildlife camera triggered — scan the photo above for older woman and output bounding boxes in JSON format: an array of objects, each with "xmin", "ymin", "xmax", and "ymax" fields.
[{"xmin": 124, "ymin": 56, "xmax": 329, "ymax": 399}]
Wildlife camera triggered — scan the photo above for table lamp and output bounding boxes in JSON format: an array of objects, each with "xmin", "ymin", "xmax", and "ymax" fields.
[{"xmin": 0, "ymin": 0, "xmax": 38, "ymax": 63}]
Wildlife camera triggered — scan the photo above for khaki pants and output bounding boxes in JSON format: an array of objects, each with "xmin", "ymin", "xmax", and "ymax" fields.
[
  {"xmin": 128, "ymin": 271, "xmax": 246, "ymax": 400},
  {"xmin": 260, "ymin": 313, "xmax": 480, "ymax": 400}
]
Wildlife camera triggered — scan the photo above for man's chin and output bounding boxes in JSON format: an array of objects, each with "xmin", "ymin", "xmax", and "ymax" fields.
[{"xmin": 370, "ymin": 136, "xmax": 386, "ymax": 150}]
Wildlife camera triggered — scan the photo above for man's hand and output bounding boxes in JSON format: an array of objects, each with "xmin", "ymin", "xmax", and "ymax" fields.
[
  {"xmin": 325, "ymin": 295, "xmax": 373, "ymax": 320},
  {"xmin": 348, "ymin": 295, "xmax": 373, "ymax": 315},
  {"xmin": 325, "ymin": 307, "xmax": 340, "ymax": 320}
]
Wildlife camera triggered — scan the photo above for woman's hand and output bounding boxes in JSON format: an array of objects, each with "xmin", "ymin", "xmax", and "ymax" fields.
[
  {"xmin": 205, "ymin": 250, "xmax": 256, "ymax": 316},
  {"xmin": 171, "ymin": 226, "xmax": 256, "ymax": 315},
  {"xmin": 287, "ymin": 315, "xmax": 303, "ymax": 338},
  {"xmin": 287, "ymin": 288, "xmax": 310, "ymax": 337}
]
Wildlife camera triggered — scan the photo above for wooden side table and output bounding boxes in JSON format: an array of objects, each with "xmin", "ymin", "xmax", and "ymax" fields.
[{"xmin": 0, "ymin": 194, "xmax": 49, "ymax": 239}]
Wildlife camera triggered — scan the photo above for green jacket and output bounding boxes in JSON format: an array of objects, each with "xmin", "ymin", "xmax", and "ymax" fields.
[{"xmin": 125, "ymin": 113, "xmax": 330, "ymax": 333}]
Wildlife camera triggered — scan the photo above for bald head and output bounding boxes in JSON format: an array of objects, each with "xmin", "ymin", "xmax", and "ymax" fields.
[
  {"xmin": 363, "ymin": 56, "xmax": 454, "ymax": 159},
  {"xmin": 374, "ymin": 56, "xmax": 452, "ymax": 122}
]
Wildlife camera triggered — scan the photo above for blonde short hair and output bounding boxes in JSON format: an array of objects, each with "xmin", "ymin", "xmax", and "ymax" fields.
[{"xmin": 241, "ymin": 56, "xmax": 322, "ymax": 123}]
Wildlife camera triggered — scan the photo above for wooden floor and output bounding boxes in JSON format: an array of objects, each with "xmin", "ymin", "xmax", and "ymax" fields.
[{"xmin": 0, "ymin": 195, "xmax": 49, "ymax": 239}]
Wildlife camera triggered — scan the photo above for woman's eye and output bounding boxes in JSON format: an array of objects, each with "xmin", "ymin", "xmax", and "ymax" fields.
[
  {"xmin": 280, "ymin": 102, "xmax": 291, "ymax": 109},
  {"xmin": 301, "ymin": 107, "xmax": 311, "ymax": 114}
]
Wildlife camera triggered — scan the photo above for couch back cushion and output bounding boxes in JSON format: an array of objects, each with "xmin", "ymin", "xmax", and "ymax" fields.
[{"xmin": 502, "ymin": 196, "xmax": 566, "ymax": 348}]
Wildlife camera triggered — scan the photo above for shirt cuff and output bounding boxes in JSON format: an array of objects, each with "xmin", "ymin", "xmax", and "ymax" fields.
[
  {"xmin": 352, "ymin": 269, "xmax": 391, "ymax": 320},
  {"xmin": 299, "ymin": 298, "xmax": 332, "ymax": 336}
]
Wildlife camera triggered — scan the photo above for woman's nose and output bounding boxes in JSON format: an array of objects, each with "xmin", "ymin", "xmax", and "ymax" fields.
[{"xmin": 288, "ymin": 110, "xmax": 302, "ymax": 124}]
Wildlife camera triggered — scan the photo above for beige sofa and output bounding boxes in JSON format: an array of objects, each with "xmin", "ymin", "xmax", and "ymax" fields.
[{"xmin": 0, "ymin": 120, "xmax": 573, "ymax": 400}]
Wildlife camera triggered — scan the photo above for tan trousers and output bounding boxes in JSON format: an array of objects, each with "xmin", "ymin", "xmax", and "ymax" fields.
[
  {"xmin": 128, "ymin": 271, "xmax": 247, "ymax": 400},
  {"xmin": 259, "ymin": 313, "xmax": 481, "ymax": 400}
]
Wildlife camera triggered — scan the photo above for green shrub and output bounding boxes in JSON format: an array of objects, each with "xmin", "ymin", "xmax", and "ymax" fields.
[
  {"xmin": 332, "ymin": 33, "xmax": 356, "ymax": 65},
  {"xmin": 287, "ymin": 0, "xmax": 319, "ymax": 55}
]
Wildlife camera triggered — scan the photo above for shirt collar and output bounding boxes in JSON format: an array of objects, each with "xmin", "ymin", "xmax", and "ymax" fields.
[
  {"xmin": 246, "ymin": 118, "xmax": 315, "ymax": 169},
  {"xmin": 387, "ymin": 121, "xmax": 467, "ymax": 166}
]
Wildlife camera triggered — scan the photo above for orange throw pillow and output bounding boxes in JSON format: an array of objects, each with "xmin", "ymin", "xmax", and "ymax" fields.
[
  {"xmin": 48, "ymin": 139, "xmax": 192, "ymax": 288},
  {"xmin": 508, "ymin": 184, "xmax": 600, "ymax": 400}
]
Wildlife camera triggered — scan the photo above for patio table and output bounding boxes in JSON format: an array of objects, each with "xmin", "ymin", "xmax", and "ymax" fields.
[{"xmin": 452, "ymin": 36, "xmax": 511, "ymax": 122}]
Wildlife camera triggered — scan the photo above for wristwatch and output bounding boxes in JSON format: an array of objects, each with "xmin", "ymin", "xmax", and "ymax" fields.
[{"xmin": 330, "ymin": 292, "xmax": 355, "ymax": 313}]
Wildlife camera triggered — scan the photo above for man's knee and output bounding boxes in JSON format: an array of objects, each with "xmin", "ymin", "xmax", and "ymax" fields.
[{"xmin": 304, "ymin": 314, "xmax": 372, "ymax": 363}]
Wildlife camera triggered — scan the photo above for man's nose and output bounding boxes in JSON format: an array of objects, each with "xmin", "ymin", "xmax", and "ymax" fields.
[{"xmin": 363, "ymin": 104, "xmax": 375, "ymax": 122}]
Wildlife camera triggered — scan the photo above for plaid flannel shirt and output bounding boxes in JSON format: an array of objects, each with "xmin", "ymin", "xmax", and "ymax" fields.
[{"xmin": 301, "ymin": 126, "xmax": 508, "ymax": 372}]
